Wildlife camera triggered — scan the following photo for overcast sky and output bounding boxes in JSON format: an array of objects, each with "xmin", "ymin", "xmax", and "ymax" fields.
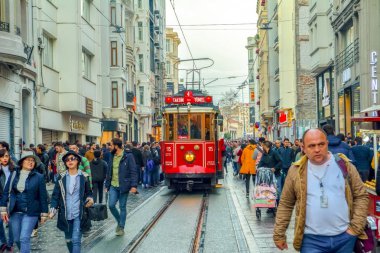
[{"xmin": 165, "ymin": 0, "xmax": 257, "ymax": 103}]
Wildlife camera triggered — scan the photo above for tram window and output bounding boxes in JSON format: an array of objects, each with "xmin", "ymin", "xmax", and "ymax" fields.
[
  {"xmin": 168, "ymin": 114, "xmax": 174, "ymax": 140},
  {"xmin": 190, "ymin": 115, "xmax": 201, "ymax": 139},
  {"xmin": 205, "ymin": 114, "xmax": 211, "ymax": 140},
  {"xmin": 177, "ymin": 114, "xmax": 189, "ymax": 139}
]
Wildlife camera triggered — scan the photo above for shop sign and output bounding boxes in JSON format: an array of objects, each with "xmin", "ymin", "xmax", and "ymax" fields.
[
  {"xmin": 371, "ymin": 51, "xmax": 378, "ymax": 104},
  {"xmin": 118, "ymin": 123, "xmax": 126, "ymax": 133},
  {"xmin": 71, "ymin": 120, "xmax": 85, "ymax": 131},
  {"xmin": 322, "ymin": 83, "xmax": 329, "ymax": 107},
  {"xmin": 342, "ymin": 68, "xmax": 351, "ymax": 84}
]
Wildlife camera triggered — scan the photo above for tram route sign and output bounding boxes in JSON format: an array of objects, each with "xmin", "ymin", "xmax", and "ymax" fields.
[{"xmin": 166, "ymin": 91, "xmax": 213, "ymax": 104}]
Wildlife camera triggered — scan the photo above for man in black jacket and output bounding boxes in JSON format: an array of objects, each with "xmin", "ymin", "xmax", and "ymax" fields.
[
  {"xmin": 90, "ymin": 150, "xmax": 108, "ymax": 203},
  {"xmin": 131, "ymin": 141, "xmax": 143, "ymax": 185},
  {"xmin": 352, "ymin": 137, "xmax": 373, "ymax": 182},
  {"xmin": 105, "ymin": 139, "xmax": 138, "ymax": 236},
  {"xmin": 36, "ymin": 144, "xmax": 50, "ymax": 182}
]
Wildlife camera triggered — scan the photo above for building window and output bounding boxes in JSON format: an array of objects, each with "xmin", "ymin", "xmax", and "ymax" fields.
[
  {"xmin": 81, "ymin": 0, "xmax": 90, "ymax": 22},
  {"xmin": 111, "ymin": 41, "xmax": 117, "ymax": 66},
  {"xmin": 166, "ymin": 61, "xmax": 171, "ymax": 75},
  {"xmin": 82, "ymin": 51, "xmax": 91, "ymax": 79},
  {"xmin": 112, "ymin": 82, "xmax": 118, "ymax": 108},
  {"xmin": 110, "ymin": 6, "xmax": 116, "ymax": 26},
  {"xmin": 42, "ymin": 34, "xmax": 53, "ymax": 68},
  {"xmin": 138, "ymin": 0, "xmax": 142, "ymax": 8},
  {"xmin": 0, "ymin": 0, "xmax": 10, "ymax": 32},
  {"xmin": 166, "ymin": 39, "xmax": 171, "ymax": 52},
  {"xmin": 248, "ymin": 49, "xmax": 253, "ymax": 62},
  {"xmin": 138, "ymin": 22, "xmax": 143, "ymax": 41},
  {"xmin": 139, "ymin": 86, "xmax": 144, "ymax": 105},
  {"xmin": 138, "ymin": 54, "xmax": 144, "ymax": 72},
  {"xmin": 121, "ymin": 45, "xmax": 124, "ymax": 68}
]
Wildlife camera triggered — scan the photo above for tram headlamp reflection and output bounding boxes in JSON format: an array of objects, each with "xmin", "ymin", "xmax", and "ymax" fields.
[{"xmin": 184, "ymin": 151, "xmax": 195, "ymax": 163}]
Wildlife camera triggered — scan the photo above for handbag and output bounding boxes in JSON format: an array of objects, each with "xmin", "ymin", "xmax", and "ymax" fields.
[
  {"xmin": 88, "ymin": 204, "xmax": 108, "ymax": 221},
  {"xmin": 354, "ymin": 225, "xmax": 375, "ymax": 253}
]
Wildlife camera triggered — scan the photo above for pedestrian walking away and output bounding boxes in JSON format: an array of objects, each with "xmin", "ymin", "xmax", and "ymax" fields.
[
  {"xmin": 239, "ymin": 139, "xmax": 257, "ymax": 198},
  {"xmin": 0, "ymin": 151, "xmax": 49, "ymax": 253},
  {"xmin": 49, "ymin": 150, "xmax": 94, "ymax": 253},
  {"xmin": 273, "ymin": 128, "xmax": 369, "ymax": 253},
  {"xmin": 105, "ymin": 139, "xmax": 138, "ymax": 236},
  {"xmin": 90, "ymin": 150, "xmax": 108, "ymax": 203}
]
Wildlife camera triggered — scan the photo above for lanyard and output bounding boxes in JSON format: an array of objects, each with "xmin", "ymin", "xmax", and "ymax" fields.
[{"xmin": 310, "ymin": 164, "xmax": 329, "ymax": 196}]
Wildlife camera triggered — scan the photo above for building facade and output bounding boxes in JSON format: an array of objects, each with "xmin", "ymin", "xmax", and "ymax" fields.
[
  {"xmin": 0, "ymin": 0, "xmax": 36, "ymax": 157},
  {"xmin": 309, "ymin": 0, "xmax": 335, "ymax": 129},
  {"xmin": 101, "ymin": 0, "xmax": 138, "ymax": 144},
  {"xmin": 332, "ymin": 0, "xmax": 380, "ymax": 136},
  {"xmin": 33, "ymin": 0, "xmax": 103, "ymax": 146},
  {"xmin": 165, "ymin": 27, "xmax": 180, "ymax": 95},
  {"xmin": 135, "ymin": 0, "xmax": 166, "ymax": 142}
]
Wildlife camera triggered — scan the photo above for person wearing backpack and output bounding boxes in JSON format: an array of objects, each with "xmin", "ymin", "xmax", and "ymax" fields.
[
  {"xmin": 274, "ymin": 129, "xmax": 369, "ymax": 252},
  {"xmin": 142, "ymin": 145, "xmax": 154, "ymax": 188},
  {"xmin": 151, "ymin": 143, "xmax": 161, "ymax": 186},
  {"xmin": 90, "ymin": 150, "xmax": 108, "ymax": 203}
]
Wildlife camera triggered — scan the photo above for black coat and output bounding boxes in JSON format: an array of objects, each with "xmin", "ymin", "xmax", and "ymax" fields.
[
  {"xmin": 258, "ymin": 149, "xmax": 283, "ymax": 177},
  {"xmin": 105, "ymin": 150, "xmax": 138, "ymax": 193},
  {"xmin": 90, "ymin": 159, "xmax": 108, "ymax": 182},
  {"xmin": 0, "ymin": 169, "xmax": 48, "ymax": 216},
  {"xmin": 50, "ymin": 172, "xmax": 93, "ymax": 232},
  {"xmin": 131, "ymin": 148, "xmax": 143, "ymax": 168},
  {"xmin": 352, "ymin": 145, "xmax": 373, "ymax": 172}
]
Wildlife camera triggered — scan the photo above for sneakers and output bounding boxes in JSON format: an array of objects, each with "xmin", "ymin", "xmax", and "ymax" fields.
[
  {"xmin": 31, "ymin": 229, "xmax": 38, "ymax": 238},
  {"xmin": 115, "ymin": 226, "xmax": 125, "ymax": 236}
]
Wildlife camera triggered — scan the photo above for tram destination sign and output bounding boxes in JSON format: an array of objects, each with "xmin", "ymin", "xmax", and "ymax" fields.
[{"xmin": 165, "ymin": 91, "xmax": 213, "ymax": 104}]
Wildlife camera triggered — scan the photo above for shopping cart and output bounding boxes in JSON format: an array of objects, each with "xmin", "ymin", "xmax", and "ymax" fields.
[{"xmin": 253, "ymin": 167, "xmax": 277, "ymax": 220}]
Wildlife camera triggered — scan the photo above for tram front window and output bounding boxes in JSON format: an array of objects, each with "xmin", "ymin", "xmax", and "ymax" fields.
[
  {"xmin": 177, "ymin": 114, "xmax": 189, "ymax": 139},
  {"xmin": 190, "ymin": 115, "xmax": 201, "ymax": 139}
]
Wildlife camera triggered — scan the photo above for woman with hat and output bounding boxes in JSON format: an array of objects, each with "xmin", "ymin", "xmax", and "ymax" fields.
[
  {"xmin": 49, "ymin": 150, "xmax": 94, "ymax": 253},
  {"xmin": 0, "ymin": 151, "xmax": 48, "ymax": 253}
]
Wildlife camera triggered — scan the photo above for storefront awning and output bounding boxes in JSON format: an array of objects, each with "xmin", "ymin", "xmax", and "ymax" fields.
[
  {"xmin": 351, "ymin": 117, "xmax": 380, "ymax": 122},
  {"xmin": 361, "ymin": 105, "xmax": 380, "ymax": 113}
]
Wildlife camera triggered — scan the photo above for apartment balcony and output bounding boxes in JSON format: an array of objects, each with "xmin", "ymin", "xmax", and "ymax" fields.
[
  {"xmin": 125, "ymin": 91, "xmax": 135, "ymax": 106},
  {"xmin": 0, "ymin": 28, "xmax": 27, "ymax": 69},
  {"xmin": 273, "ymin": 36, "xmax": 279, "ymax": 52},
  {"xmin": 135, "ymin": 104, "xmax": 152, "ymax": 117},
  {"xmin": 274, "ymin": 67, "xmax": 280, "ymax": 81},
  {"xmin": 335, "ymin": 38, "xmax": 359, "ymax": 73}
]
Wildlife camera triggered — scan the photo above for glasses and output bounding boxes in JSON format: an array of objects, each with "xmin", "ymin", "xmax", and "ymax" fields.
[{"xmin": 64, "ymin": 157, "xmax": 77, "ymax": 162}]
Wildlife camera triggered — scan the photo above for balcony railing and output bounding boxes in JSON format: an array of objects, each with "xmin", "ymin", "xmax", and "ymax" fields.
[
  {"xmin": 335, "ymin": 38, "xmax": 359, "ymax": 73},
  {"xmin": 0, "ymin": 21, "xmax": 9, "ymax": 32}
]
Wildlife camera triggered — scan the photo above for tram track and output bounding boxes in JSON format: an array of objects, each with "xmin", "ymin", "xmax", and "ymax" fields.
[{"xmin": 123, "ymin": 192, "xmax": 210, "ymax": 253}]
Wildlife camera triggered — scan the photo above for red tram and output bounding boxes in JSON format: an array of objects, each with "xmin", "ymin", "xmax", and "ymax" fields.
[{"xmin": 160, "ymin": 90, "xmax": 224, "ymax": 190}]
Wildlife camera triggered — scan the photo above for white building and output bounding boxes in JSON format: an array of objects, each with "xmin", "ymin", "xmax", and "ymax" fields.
[
  {"xmin": 135, "ymin": 0, "xmax": 166, "ymax": 142},
  {"xmin": 33, "ymin": 0, "xmax": 103, "ymax": 145},
  {"xmin": 0, "ymin": 0, "xmax": 36, "ymax": 157},
  {"xmin": 101, "ymin": 0, "xmax": 138, "ymax": 144}
]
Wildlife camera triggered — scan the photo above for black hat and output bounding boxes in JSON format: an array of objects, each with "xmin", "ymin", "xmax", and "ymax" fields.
[{"xmin": 62, "ymin": 150, "xmax": 82, "ymax": 167}]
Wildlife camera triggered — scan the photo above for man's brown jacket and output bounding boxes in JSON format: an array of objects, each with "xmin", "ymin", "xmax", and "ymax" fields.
[{"xmin": 273, "ymin": 154, "xmax": 369, "ymax": 251}]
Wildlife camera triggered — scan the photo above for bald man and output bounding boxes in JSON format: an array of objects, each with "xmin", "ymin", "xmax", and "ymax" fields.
[{"xmin": 273, "ymin": 128, "xmax": 368, "ymax": 253}]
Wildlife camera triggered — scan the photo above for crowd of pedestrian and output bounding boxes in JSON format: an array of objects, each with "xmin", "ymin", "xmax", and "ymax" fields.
[
  {"xmin": 223, "ymin": 124, "xmax": 376, "ymax": 253},
  {"xmin": 0, "ymin": 138, "xmax": 162, "ymax": 253}
]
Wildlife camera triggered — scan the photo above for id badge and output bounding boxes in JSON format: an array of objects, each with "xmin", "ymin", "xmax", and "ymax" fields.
[{"xmin": 320, "ymin": 195, "xmax": 328, "ymax": 208}]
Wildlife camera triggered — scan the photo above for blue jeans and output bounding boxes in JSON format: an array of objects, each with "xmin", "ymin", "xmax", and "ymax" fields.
[
  {"xmin": 0, "ymin": 219, "xmax": 13, "ymax": 247},
  {"xmin": 153, "ymin": 165, "xmax": 160, "ymax": 185},
  {"xmin": 108, "ymin": 186, "xmax": 128, "ymax": 229},
  {"xmin": 10, "ymin": 213, "xmax": 38, "ymax": 253},
  {"xmin": 301, "ymin": 232, "xmax": 357, "ymax": 253},
  {"xmin": 64, "ymin": 216, "xmax": 82, "ymax": 253},
  {"xmin": 143, "ymin": 169, "xmax": 152, "ymax": 186}
]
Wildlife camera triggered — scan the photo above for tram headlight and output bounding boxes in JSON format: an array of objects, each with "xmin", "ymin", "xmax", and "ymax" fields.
[{"xmin": 184, "ymin": 151, "xmax": 195, "ymax": 163}]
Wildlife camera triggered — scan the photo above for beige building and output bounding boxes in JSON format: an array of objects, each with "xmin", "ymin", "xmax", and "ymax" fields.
[
  {"xmin": 165, "ymin": 28, "xmax": 181, "ymax": 94},
  {"xmin": 256, "ymin": 0, "xmax": 271, "ymax": 136},
  {"xmin": 275, "ymin": 0, "xmax": 316, "ymax": 140}
]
